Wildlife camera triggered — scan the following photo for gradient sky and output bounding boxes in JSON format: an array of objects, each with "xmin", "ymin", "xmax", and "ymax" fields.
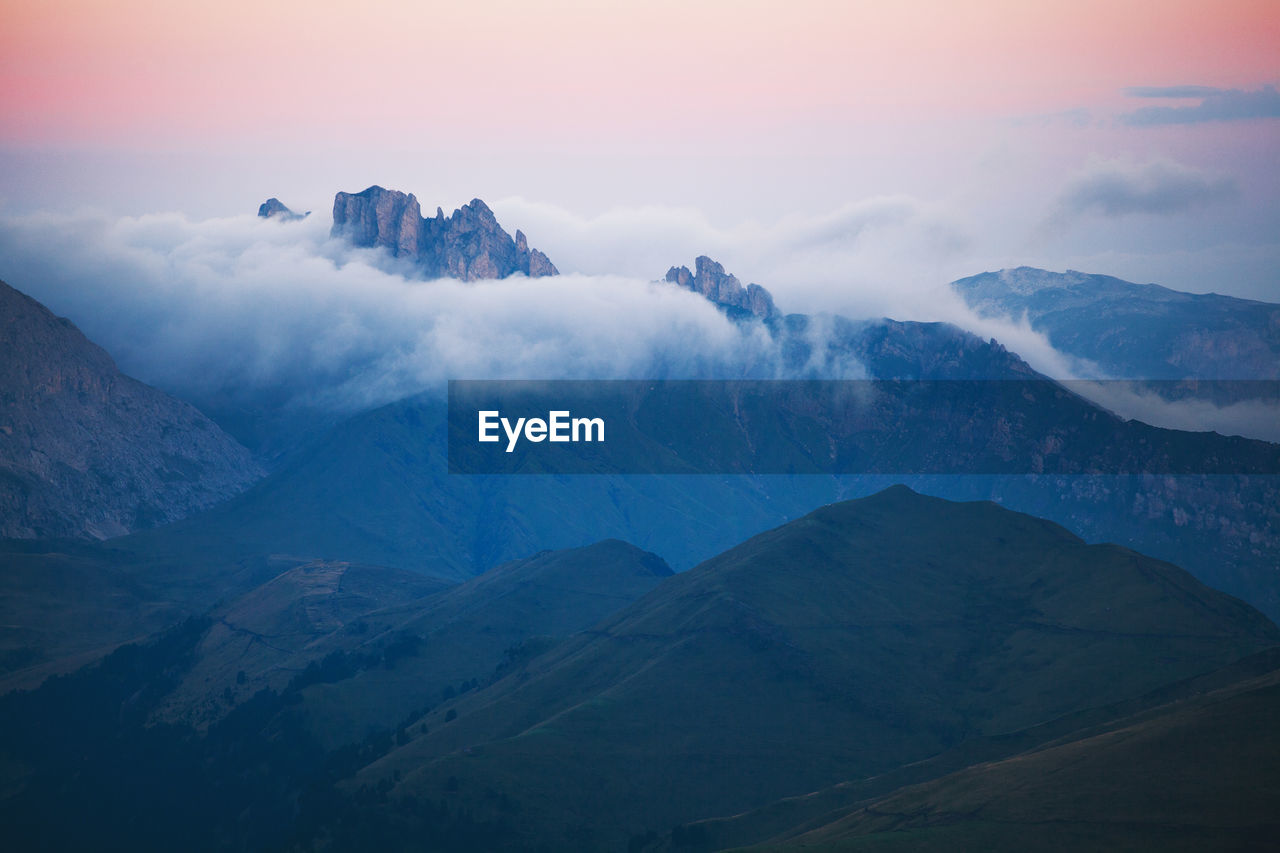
[{"xmin": 2, "ymin": 0, "xmax": 1278, "ymax": 298}]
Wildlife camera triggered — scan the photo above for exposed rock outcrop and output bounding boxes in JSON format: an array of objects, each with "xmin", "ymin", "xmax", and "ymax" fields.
[
  {"xmin": 0, "ymin": 280, "xmax": 263, "ymax": 539},
  {"xmin": 257, "ymin": 198, "xmax": 306, "ymax": 221},
  {"xmin": 330, "ymin": 186, "xmax": 558, "ymax": 281},
  {"xmin": 665, "ymin": 256, "xmax": 780, "ymax": 320}
]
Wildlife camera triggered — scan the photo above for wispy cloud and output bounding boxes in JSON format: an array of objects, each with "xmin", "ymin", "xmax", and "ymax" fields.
[
  {"xmin": 1048, "ymin": 159, "xmax": 1236, "ymax": 224},
  {"xmin": 492, "ymin": 195, "xmax": 974, "ymax": 322},
  {"xmin": 1120, "ymin": 84, "xmax": 1280, "ymax": 125},
  {"xmin": 1124, "ymin": 85, "xmax": 1221, "ymax": 99}
]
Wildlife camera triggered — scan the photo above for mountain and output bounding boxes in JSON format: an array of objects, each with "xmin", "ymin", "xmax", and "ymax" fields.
[
  {"xmin": 0, "ymin": 279, "xmax": 262, "ymax": 540},
  {"xmin": 256, "ymin": 197, "xmax": 307, "ymax": 220},
  {"xmin": 100, "ymin": 392, "xmax": 848, "ymax": 582},
  {"xmin": 331, "ymin": 185, "xmax": 558, "ymax": 280},
  {"xmin": 152, "ymin": 540, "xmax": 672, "ymax": 742},
  {"xmin": 746, "ymin": 660, "xmax": 1280, "ymax": 852},
  {"xmin": 0, "ymin": 538, "xmax": 190, "ymax": 691},
  {"xmin": 0, "ymin": 539, "xmax": 676, "ymax": 851},
  {"xmin": 345, "ymin": 486, "xmax": 1278, "ymax": 850},
  {"xmin": 649, "ymin": 646, "xmax": 1280, "ymax": 851},
  {"xmin": 952, "ymin": 267, "xmax": 1280, "ymax": 381},
  {"xmin": 8, "ymin": 254, "xmax": 1276, "ymax": 695},
  {"xmin": 150, "ymin": 557, "xmax": 451, "ymax": 729},
  {"xmin": 1, "ymin": 490, "xmax": 1275, "ymax": 852},
  {"xmin": 666, "ymin": 256, "xmax": 780, "ymax": 320},
  {"xmin": 87, "ymin": 288, "xmax": 1280, "ymax": 622}
]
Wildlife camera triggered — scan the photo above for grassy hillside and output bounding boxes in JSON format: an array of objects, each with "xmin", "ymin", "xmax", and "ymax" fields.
[
  {"xmin": 749, "ymin": 664, "xmax": 1280, "ymax": 852},
  {"xmin": 344, "ymin": 486, "xmax": 1278, "ymax": 850}
]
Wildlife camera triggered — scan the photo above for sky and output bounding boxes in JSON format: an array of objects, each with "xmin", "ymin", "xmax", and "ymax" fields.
[
  {"xmin": 1, "ymin": 0, "xmax": 1278, "ymax": 410},
  {"xmin": 3, "ymin": 0, "xmax": 1278, "ymax": 293}
]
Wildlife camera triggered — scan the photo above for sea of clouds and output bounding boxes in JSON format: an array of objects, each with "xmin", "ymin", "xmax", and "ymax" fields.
[{"xmin": 0, "ymin": 198, "xmax": 1275, "ymax": 441}]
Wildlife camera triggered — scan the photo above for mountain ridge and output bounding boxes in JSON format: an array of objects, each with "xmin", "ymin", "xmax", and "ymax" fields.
[
  {"xmin": 666, "ymin": 255, "xmax": 781, "ymax": 319},
  {"xmin": 330, "ymin": 185, "xmax": 558, "ymax": 280},
  {"xmin": 953, "ymin": 266, "xmax": 1280, "ymax": 380}
]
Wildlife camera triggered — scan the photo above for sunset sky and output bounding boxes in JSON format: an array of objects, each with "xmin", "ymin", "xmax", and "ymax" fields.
[{"xmin": 2, "ymin": 0, "xmax": 1278, "ymax": 300}]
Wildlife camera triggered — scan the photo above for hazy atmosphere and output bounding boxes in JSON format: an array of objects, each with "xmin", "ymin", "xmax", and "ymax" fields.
[{"xmin": 3, "ymin": 3, "xmax": 1279, "ymax": 852}]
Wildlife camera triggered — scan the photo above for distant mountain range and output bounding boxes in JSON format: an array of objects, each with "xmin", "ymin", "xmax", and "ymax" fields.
[{"xmin": 954, "ymin": 266, "xmax": 1280, "ymax": 381}]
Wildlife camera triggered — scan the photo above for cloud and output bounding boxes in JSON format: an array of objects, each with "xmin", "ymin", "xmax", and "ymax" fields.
[
  {"xmin": 0, "ymin": 211, "xmax": 793, "ymax": 414},
  {"xmin": 1048, "ymin": 159, "xmax": 1236, "ymax": 224},
  {"xmin": 1120, "ymin": 84, "xmax": 1280, "ymax": 125},
  {"xmin": 492, "ymin": 194, "xmax": 973, "ymax": 321},
  {"xmin": 1065, "ymin": 381, "xmax": 1280, "ymax": 444},
  {"xmin": 1, "ymin": 200, "xmax": 1271, "ymax": 443},
  {"xmin": 0, "ymin": 197, "xmax": 1091, "ymax": 426}
]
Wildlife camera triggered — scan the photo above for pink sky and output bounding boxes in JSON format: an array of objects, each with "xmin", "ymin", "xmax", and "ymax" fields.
[
  {"xmin": 3, "ymin": 0, "xmax": 1277, "ymax": 146},
  {"xmin": 1, "ymin": 0, "xmax": 1277, "ymax": 303}
]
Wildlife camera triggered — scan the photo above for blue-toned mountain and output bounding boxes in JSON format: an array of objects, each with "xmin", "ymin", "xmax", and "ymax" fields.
[{"xmin": 953, "ymin": 266, "xmax": 1280, "ymax": 380}]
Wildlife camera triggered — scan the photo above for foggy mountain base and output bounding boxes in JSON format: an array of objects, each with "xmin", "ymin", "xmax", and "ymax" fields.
[{"xmin": 3, "ymin": 204, "xmax": 1276, "ymax": 448}]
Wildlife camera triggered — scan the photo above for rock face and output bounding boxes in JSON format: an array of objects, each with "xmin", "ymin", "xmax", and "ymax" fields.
[
  {"xmin": 330, "ymin": 186, "xmax": 558, "ymax": 281},
  {"xmin": 665, "ymin": 255, "xmax": 779, "ymax": 319},
  {"xmin": 0, "ymin": 280, "xmax": 263, "ymax": 540},
  {"xmin": 257, "ymin": 198, "xmax": 306, "ymax": 221}
]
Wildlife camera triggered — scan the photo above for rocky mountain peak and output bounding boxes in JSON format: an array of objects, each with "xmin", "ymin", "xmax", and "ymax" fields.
[
  {"xmin": 330, "ymin": 186, "xmax": 558, "ymax": 281},
  {"xmin": 256, "ymin": 198, "xmax": 306, "ymax": 221},
  {"xmin": 665, "ymin": 255, "xmax": 780, "ymax": 320}
]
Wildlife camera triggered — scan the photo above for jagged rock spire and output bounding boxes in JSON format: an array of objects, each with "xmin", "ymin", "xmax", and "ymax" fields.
[
  {"xmin": 664, "ymin": 256, "xmax": 780, "ymax": 319},
  {"xmin": 330, "ymin": 186, "xmax": 558, "ymax": 281}
]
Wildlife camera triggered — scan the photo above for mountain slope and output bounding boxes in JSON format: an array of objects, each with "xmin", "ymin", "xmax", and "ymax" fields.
[
  {"xmin": 283, "ymin": 539, "xmax": 674, "ymax": 745},
  {"xmin": 109, "ymin": 305, "xmax": 1280, "ymax": 621},
  {"xmin": 0, "ymin": 279, "xmax": 262, "ymax": 539},
  {"xmin": 152, "ymin": 539, "xmax": 673, "ymax": 741},
  {"xmin": 753, "ymin": 663, "xmax": 1280, "ymax": 852},
  {"xmin": 350, "ymin": 486, "xmax": 1279, "ymax": 850},
  {"xmin": 110, "ymin": 394, "xmax": 845, "ymax": 581},
  {"xmin": 150, "ymin": 557, "xmax": 451, "ymax": 728},
  {"xmin": 953, "ymin": 266, "xmax": 1280, "ymax": 380},
  {"xmin": 0, "ymin": 540, "xmax": 679, "ymax": 852}
]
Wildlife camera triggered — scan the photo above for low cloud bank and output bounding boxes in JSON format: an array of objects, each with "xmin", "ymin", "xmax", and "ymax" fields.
[
  {"xmin": 0, "ymin": 210, "xmax": 790, "ymax": 413},
  {"xmin": 1, "ymin": 200, "xmax": 1273, "ymax": 443},
  {"xmin": 1067, "ymin": 381, "xmax": 1280, "ymax": 444}
]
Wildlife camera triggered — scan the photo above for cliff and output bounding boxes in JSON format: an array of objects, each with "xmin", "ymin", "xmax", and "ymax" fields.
[
  {"xmin": 665, "ymin": 255, "xmax": 779, "ymax": 319},
  {"xmin": 330, "ymin": 186, "xmax": 558, "ymax": 281}
]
